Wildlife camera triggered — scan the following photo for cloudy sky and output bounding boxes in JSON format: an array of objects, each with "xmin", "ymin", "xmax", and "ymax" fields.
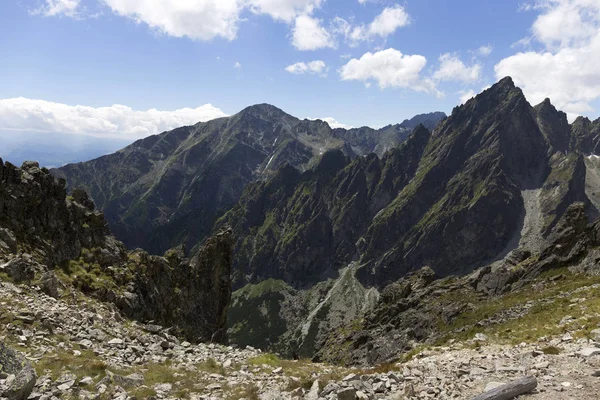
[{"xmin": 1, "ymin": 0, "xmax": 599, "ymax": 139}]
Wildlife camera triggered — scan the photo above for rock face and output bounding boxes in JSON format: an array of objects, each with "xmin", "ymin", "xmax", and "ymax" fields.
[
  {"xmin": 124, "ymin": 227, "xmax": 234, "ymax": 343},
  {"xmin": 0, "ymin": 160, "xmax": 108, "ymax": 267},
  {"xmin": 52, "ymin": 107, "xmax": 445, "ymax": 255},
  {"xmin": 221, "ymin": 125, "xmax": 432, "ymax": 289},
  {"xmin": 0, "ymin": 161, "xmax": 234, "ymax": 344}
]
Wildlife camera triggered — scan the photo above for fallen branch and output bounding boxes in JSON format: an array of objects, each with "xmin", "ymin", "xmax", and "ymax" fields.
[{"xmin": 472, "ymin": 376, "xmax": 537, "ymax": 400}]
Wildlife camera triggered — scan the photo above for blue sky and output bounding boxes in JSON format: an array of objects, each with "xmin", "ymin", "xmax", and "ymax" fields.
[{"xmin": 1, "ymin": 0, "xmax": 599, "ymax": 138}]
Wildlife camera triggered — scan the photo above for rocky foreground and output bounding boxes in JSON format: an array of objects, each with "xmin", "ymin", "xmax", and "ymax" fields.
[{"xmin": 2, "ymin": 277, "xmax": 600, "ymax": 400}]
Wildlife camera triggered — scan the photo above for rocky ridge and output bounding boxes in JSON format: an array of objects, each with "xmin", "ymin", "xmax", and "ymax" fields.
[
  {"xmin": 52, "ymin": 109, "xmax": 445, "ymax": 255},
  {"xmin": 0, "ymin": 159, "xmax": 233, "ymax": 344}
]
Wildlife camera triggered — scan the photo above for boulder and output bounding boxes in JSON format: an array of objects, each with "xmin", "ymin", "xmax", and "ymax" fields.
[{"xmin": 0, "ymin": 343, "xmax": 37, "ymax": 400}]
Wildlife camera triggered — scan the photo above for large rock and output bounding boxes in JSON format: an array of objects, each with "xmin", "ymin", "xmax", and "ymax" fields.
[
  {"xmin": 2, "ymin": 255, "xmax": 39, "ymax": 283},
  {"xmin": 0, "ymin": 159, "xmax": 110, "ymax": 266},
  {"xmin": 0, "ymin": 343, "xmax": 37, "ymax": 400}
]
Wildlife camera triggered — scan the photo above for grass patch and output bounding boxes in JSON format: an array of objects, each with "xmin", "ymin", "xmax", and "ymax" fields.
[
  {"xmin": 248, "ymin": 353, "xmax": 281, "ymax": 367},
  {"xmin": 541, "ymin": 346, "xmax": 561, "ymax": 355},
  {"xmin": 437, "ymin": 267, "xmax": 600, "ymax": 345},
  {"xmin": 34, "ymin": 349, "xmax": 107, "ymax": 383}
]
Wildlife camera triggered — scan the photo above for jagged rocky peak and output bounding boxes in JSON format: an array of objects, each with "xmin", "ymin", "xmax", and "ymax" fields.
[
  {"xmin": 534, "ymin": 97, "xmax": 571, "ymax": 154},
  {"xmin": 571, "ymin": 115, "xmax": 600, "ymax": 154},
  {"xmin": 399, "ymin": 111, "xmax": 447, "ymax": 131}
]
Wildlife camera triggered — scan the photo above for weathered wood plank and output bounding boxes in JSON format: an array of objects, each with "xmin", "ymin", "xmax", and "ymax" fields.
[{"xmin": 472, "ymin": 376, "xmax": 538, "ymax": 400}]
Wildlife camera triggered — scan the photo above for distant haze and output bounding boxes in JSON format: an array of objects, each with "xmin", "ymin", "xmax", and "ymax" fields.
[{"xmin": 0, "ymin": 131, "xmax": 133, "ymax": 168}]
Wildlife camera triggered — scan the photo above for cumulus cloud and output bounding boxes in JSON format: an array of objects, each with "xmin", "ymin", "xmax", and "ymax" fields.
[
  {"xmin": 30, "ymin": 0, "xmax": 81, "ymax": 18},
  {"xmin": 234, "ymin": 61, "xmax": 242, "ymax": 68},
  {"xmin": 0, "ymin": 98, "xmax": 228, "ymax": 139},
  {"xmin": 495, "ymin": 0, "xmax": 600, "ymax": 117},
  {"xmin": 478, "ymin": 45, "xmax": 493, "ymax": 56},
  {"xmin": 285, "ymin": 60, "xmax": 328, "ymax": 76},
  {"xmin": 29, "ymin": 0, "xmax": 324, "ymax": 42},
  {"xmin": 337, "ymin": 5, "xmax": 410, "ymax": 45},
  {"xmin": 100, "ymin": 0, "xmax": 242, "ymax": 41},
  {"xmin": 308, "ymin": 117, "xmax": 353, "ymax": 129},
  {"xmin": 433, "ymin": 53, "xmax": 482, "ymax": 83},
  {"xmin": 292, "ymin": 14, "xmax": 335, "ymax": 50},
  {"xmin": 339, "ymin": 48, "xmax": 441, "ymax": 96},
  {"xmin": 249, "ymin": 0, "xmax": 323, "ymax": 23}
]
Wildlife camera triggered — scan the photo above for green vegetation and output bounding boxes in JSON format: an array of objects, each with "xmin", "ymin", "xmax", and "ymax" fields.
[
  {"xmin": 436, "ymin": 267, "xmax": 600, "ymax": 345},
  {"xmin": 228, "ymin": 279, "xmax": 293, "ymax": 352}
]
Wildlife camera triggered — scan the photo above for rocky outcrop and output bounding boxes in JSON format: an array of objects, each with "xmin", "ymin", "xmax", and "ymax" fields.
[
  {"xmin": 0, "ymin": 343, "xmax": 37, "ymax": 400},
  {"xmin": 570, "ymin": 116, "xmax": 600, "ymax": 154},
  {"xmin": 0, "ymin": 159, "xmax": 108, "ymax": 267},
  {"xmin": 121, "ymin": 227, "xmax": 234, "ymax": 343},
  {"xmin": 0, "ymin": 161, "xmax": 234, "ymax": 344}
]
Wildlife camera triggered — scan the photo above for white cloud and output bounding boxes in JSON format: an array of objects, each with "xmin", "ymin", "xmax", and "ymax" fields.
[
  {"xmin": 339, "ymin": 48, "xmax": 441, "ymax": 96},
  {"xmin": 248, "ymin": 0, "xmax": 323, "ymax": 23},
  {"xmin": 338, "ymin": 5, "xmax": 410, "ymax": 45},
  {"xmin": 308, "ymin": 117, "xmax": 353, "ymax": 129},
  {"xmin": 234, "ymin": 61, "xmax": 242, "ymax": 68},
  {"xmin": 0, "ymin": 98, "xmax": 228, "ymax": 139},
  {"xmin": 292, "ymin": 14, "xmax": 335, "ymax": 50},
  {"xmin": 101, "ymin": 0, "xmax": 242, "ymax": 41},
  {"xmin": 285, "ymin": 60, "xmax": 328, "ymax": 76},
  {"xmin": 367, "ymin": 5, "xmax": 410, "ymax": 37},
  {"xmin": 31, "ymin": 0, "xmax": 81, "ymax": 18},
  {"xmin": 51, "ymin": 0, "xmax": 328, "ymax": 43},
  {"xmin": 530, "ymin": 0, "xmax": 598, "ymax": 49},
  {"xmin": 478, "ymin": 44, "xmax": 493, "ymax": 56},
  {"xmin": 495, "ymin": 0, "xmax": 600, "ymax": 117},
  {"xmin": 433, "ymin": 53, "xmax": 482, "ymax": 83}
]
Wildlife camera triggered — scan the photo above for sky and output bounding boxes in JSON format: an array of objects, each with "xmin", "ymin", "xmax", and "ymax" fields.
[{"xmin": 1, "ymin": 0, "xmax": 600, "ymax": 140}]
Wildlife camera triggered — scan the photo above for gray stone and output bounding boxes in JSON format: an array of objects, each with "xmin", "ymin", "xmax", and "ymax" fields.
[
  {"xmin": 0, "ymin": 343, "xmax": 37, "ymax": 400},
  {"xmin": 577, "ymin": 348, "xmax": 600, "ymax": 357},
  {"xmin": 337, "ymin": 387, "xmax": 357, "ymax": 400}
]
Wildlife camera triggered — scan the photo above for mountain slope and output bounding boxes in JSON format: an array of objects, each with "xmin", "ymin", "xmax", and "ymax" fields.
[
  {"xmin": 218, "ymin": 77, "xmax": 597, "ymax": 358},
  {"xmin": 53, "ymin": 106, "xmax": 445, "ymax": 254},
  {"xmin": 221, "ymin": 78, "xmax": 589, "ymax": 290}
]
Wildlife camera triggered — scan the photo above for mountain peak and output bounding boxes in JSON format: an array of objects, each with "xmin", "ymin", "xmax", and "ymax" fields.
[
  {"xmin": 496, "ymin": 76, "xmax": 515, "ymax": 89},
  {"xmin": 237, "ymin": 103, "xmax": 291, "ymax": 118}
]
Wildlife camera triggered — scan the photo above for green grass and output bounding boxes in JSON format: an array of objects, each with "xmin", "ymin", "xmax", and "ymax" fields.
[{"xmin": 436, "ymin": 267, "xmax": 600, "ymax": 345}]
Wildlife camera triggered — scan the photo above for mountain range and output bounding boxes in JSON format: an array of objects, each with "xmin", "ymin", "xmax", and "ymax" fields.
[
  {"xmin": 18, "ymin": 76, "xmax": 600, "ymax": 363},
  {"xmin": 52, "ymin": 108, "xmax": 445, "ymax": 255}
]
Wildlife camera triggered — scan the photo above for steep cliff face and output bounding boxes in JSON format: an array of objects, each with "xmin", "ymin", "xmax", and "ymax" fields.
[
  {"xmin": 0, "ymin": 160, "xmax": 233, "ymax": 343},
  {"xmin": 53, "ymin": 107, "xmax": 445, "ymax": 255},
  {"xmin": 570, "ymin": 116, "xmax": 600, "ymax": 154},
  {"xmin": 220, "ymin": 126, "xmax": 431, "ymax": 289}
]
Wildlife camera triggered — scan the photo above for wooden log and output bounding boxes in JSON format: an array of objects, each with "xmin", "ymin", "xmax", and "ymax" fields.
[{"xmin": 472, "ymin": 376, "xmax": 538, "ymax": 400}]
